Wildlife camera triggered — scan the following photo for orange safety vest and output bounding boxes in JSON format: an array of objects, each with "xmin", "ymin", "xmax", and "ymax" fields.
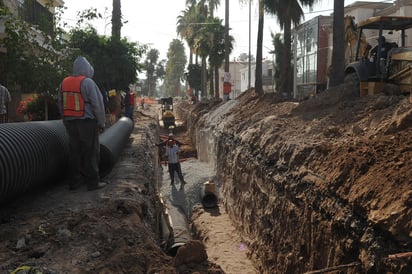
[
  {"xmin": 61, "ymin": 76, "xmax": 86, "ymax": 117},
  {"xmin": 223, "ymin": 82, "xmax": 231, "ymax": 94}
]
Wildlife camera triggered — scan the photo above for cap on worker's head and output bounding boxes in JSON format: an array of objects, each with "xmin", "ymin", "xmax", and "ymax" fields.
[
  {"xmin": 168, "ymin": 133, "xmax": 173, "ymax": 137},
  {"xmin": 377, "ymin": 36, "xmax": 386, "ymax": 42}
]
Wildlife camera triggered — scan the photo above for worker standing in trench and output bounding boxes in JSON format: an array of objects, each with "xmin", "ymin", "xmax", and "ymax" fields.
[
  {"xmin": 164, "ymin": 137, "xmax": 186, "ymax": 189},
  {"xmin": 156, "ymin": 132, "xmax": 186, "ymax": 188}
]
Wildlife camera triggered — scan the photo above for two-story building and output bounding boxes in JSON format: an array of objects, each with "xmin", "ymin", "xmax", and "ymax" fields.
[{"xmin": 217, "ymin": 59, "xmax": 274, "ymax": 99}]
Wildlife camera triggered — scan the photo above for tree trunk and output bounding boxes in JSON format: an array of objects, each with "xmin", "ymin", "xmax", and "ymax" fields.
[
  {"xmin": 201, "ymin": 56, "xmax": 207, "ymax": 99},
  {"xmin": 255, "ymin": 0, "xmax": 264, "ymax": 95},
  {"xmin": 214, "ymin": 65, "xmax": 219, "ymax": 98},
  {"xmin": 329, "ymin": 0, "xmax": 345, "ymax": 87},
  {"xmin": 111, "ymin": 0, "xmax": 122, "ymax": 40},
  {"xmin": 189, "ymin": 48, "xmax": 193, "ymax": 65},
  {"xmin": 224, "ymin": 0, "xmax": 230, "ymax": 73},
  {"xmin": 282, "ymin": 19, "xmax": 292, "ymax": 98},
  {"xmin": 209, "ymin": 66, "xmax": 214, "ymax": 97}
]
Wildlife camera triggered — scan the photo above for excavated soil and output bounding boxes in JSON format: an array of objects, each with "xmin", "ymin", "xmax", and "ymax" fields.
[
  {"xmin": 177, "ymin": 84, "xmax": 412, "ymax": 273},
  {"xmin": 1, "ymin": 81, "xmax": 412, "ymax": 273},
  {"xmin": 0, "ymin": 107, "xmax": 224, "ymax": 274}
]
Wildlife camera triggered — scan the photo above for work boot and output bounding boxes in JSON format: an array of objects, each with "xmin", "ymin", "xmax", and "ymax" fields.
[
  {"xmin": 68, "ymin": 178, "xmax": 83, "ymax": 191},
  {"xmin": 87, "ymin": 182, "xmax": 107, "ymax": 191},
  {"xmin": 69, "ymin": 181, "xmax": 82, "ymax": 191}
]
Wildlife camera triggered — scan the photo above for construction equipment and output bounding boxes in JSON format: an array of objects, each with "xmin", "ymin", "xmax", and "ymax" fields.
[
  {"xmin": 344, "ymin": 16, "xmax": 412, "ymax": 96},
  {"xmin": 160, "ymin": 97, "xmax": 175, "ymax": 129}
]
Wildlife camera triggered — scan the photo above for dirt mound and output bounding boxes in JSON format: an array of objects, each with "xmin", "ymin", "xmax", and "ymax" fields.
[
  {"xmin": 177, "ymin": 84, "xmax": 412, "ymax": 273},
  {"xmin": 0, "ymin": 108, "xmax": 223, "ymax": 274}
]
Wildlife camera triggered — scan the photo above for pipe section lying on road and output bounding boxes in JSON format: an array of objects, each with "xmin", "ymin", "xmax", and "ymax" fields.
[
  {"xmin": 200, "ymin": 181, "xmax": 218, "ymax": 208},
  {"xmin": 0, "ymin": 117, "xmax": 134, "ymax": 204},
  {"xmin": 99, "ymin": 116, "xmax": 134, "ymax": 177},
  {"xmin": 0, "ymin": 120, "xmax": 70, "ymax": 204}
]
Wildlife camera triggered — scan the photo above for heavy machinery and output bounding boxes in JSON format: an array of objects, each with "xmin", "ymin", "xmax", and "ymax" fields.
[
  {"xmin": 160, "ymin": 97, "xmax": 175, "ymax": 129},
  {"xmin": 344, "ymin": 16, "xmax": 412, "ymax": 96}
]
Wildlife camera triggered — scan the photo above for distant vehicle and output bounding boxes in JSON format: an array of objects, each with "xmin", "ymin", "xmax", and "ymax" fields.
[
  {"xmin": 344, "ymin": 16, "xmax": 412, "ymax": 96},
  {"xmin": 160, "ymin": 97, "xmax": 175, "ymax": 129}
]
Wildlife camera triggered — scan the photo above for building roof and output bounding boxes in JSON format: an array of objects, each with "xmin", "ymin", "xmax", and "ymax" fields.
[
  {"xmin": 357, "ymin": 16, "xmax": 412, "ymax": 30},
  {"xmin": 344, "ymin": 1, "xmax": 392, "ymax": 12}
]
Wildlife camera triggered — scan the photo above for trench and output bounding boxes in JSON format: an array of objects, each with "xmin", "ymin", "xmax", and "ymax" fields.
[
  {"xmin": 2, "ymin": 98, "xmax": 409, "ymax": 273},
  {"xmin": 172, "ymin": 97, "xmax": 412, "ymax": 274}
]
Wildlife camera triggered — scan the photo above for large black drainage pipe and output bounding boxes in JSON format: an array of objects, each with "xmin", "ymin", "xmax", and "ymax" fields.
[
  {"xmin": 99, "ymin": 116, "xmax": 134, "ymax": 178},
  {"xmin": 0, "ymin": 120, "xmax": 70, "ymax": 204},
  {"xmin": 200, "ymin": 181, "xmax": 218, "ymax": 208},
  {"xmin": 0, "ymin": 117, "xmax": 133, "ymax": 204}
]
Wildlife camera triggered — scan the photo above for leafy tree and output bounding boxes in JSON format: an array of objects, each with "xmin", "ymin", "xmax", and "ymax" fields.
[
  {"xmin": 238, "ymin": 53, "xmax": 255, "ymax": 62},
  {"xmin": 185, "ymin": 64, "xmax": 202, "ymax": 95},
  {"xmin": 264, "ymin": 0, "xmax": 317, "ymax": 98},
  {"xmin": 164, "ymin": 39, "xmax": 187, "ymax": 97},
  {"xmin": 271, "ymin": 32, "xmax": 284, "ymax": 91},
  {"xmin": 0, "ymin": 4, "xmax": 71, "ymax": 94},
  {"xmin": 208, "ymin": 18, "xmax": 233, "ymax": 98},
  {"xmin": 177, "ymin": 4, "xmax": 205, "ymax": 65},
  {"xmin": 142, "ymin": 48, "xmax": 165, "ymax": 97},
  {"xmin": 68, "ymin": 27, "xmax": 145, "ymax": 91}
]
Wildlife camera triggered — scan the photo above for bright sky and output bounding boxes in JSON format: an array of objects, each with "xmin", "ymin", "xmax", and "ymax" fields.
[{"xmin": 61, "ymin": 0, "xmax": 388, "ymax": 60}]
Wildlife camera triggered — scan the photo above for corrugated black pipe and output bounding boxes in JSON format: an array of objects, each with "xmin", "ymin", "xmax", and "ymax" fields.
[
  {"xmin": 0, "ymin": 120, "xmax": 70, "ymax": 204},
  {"xmin": 99, "ymin": 116, "xmax": 134, "ymax": 178},
  {"xmin": 0, "ymin": 117, "xmax": 133, "ymax": 204}
]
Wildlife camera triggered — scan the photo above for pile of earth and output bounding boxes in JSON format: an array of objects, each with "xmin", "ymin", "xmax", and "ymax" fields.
[
  {"xmin": 0, "ymin": 107, "xmax": 224, "ymax": 274},
  {"xmin": 176, "ymin": 83, "xmax": 412, "ymax": 273}
]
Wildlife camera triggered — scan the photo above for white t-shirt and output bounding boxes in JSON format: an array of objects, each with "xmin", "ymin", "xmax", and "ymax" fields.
[{"xmin": 166, "ymin": 145, "xmax": 180, "ymax": 163}]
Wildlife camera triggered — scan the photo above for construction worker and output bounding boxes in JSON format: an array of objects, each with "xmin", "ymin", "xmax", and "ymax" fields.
[
  {"xmin": 165, "ymin": 139, "xmax": 186, "ymax": 187},
  {"xmin": 124, "ymin": 89, "xmax": 136, "ymax": 123},
  {"xmin": 156, "ymin": 132, "xmax": 184, "ymax": 147},
  {"xmin": 58, "ymin": 56, "xmax": 106, "ymax": 191}
]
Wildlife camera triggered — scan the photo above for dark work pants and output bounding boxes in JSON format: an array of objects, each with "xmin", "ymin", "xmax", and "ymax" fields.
[
  {"xmin": 168, "ymin": 162, "xmax": 184, "ymax": 183},
  {"xmin": 64, "ymin": 119, "xmax": 100, "ymax": 187}
]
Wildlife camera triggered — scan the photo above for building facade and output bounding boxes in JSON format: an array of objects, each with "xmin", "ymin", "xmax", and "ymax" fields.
[
  {"xmin": 293, "ymin": 15, "xmax": 333, "ymax": 100},
  {"xmin": 292, "ymin": 0, "xmax": 412, "ymax": 99}
]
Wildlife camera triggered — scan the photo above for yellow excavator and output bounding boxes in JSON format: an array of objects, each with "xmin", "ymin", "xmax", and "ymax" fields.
[
  {"xmin": 160, "ymin": 97, "xmax": 175, "ymax": 129},
  {"xmin": 344, "ymin": 16, "xmax": 412, "ymax": 96}
]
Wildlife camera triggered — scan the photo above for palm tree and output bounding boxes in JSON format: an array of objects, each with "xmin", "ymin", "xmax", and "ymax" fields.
[
  {"xmin": 177, "ymin": 5, "xmax": 203, "ymax": 65},
  {"xmin": 329, "ymin": 0, "xmax": 345, "ymax": 87},
  {"xmin": 111, "ymin": 0, "xmax": 122, "ymax": 40},
  {"xmin": 265, "ymin": 0, "xmax": 316, "ymax": 98},
  {"xmin": 254, "ymin": 0, "xmax": 264, "ymax": 95},
  {"xmin": 208, "ymin": 18, "xmax": 233, "ymax": 98}
]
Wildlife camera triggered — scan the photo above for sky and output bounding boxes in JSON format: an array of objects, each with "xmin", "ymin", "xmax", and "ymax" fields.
[{"xmin": 61, "ymin": 0, "xmax": 388, "ymax": 61}]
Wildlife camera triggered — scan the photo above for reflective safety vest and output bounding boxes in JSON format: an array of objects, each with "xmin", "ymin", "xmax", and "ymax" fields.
[{"xmin": 61, "ymin": 76, "xmax": 86, "ymax": 117}]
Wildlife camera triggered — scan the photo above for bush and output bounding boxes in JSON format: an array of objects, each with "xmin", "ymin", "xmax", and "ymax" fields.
[{"xmin": 17, "ymin": 94, "xmax": 60, "ymax": 121}]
